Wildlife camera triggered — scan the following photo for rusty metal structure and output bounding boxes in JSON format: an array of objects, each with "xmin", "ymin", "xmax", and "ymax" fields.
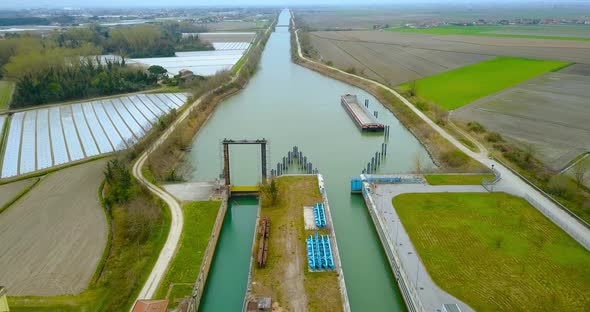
[
  {"xmin": 257, "ymin": 216, "xmax": 271, "ymax": 268},
  {"xmin": 221, "ymin": 138, "xmax": 268, "ymax": 186}
]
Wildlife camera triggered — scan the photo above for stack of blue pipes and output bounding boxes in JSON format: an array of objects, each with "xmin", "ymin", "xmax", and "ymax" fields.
[
  {"xmin": 313, "ymin": 203, "xmax": 326, "ymax": 228},
  {"xmin": 306, "ymin": 231, "xmax": 335, "ymax": 271}
]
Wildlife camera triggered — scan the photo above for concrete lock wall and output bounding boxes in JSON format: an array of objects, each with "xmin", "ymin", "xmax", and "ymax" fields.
[{"xmin": 361, "ymin": 182, "xmax": 424, "ymax": 312}]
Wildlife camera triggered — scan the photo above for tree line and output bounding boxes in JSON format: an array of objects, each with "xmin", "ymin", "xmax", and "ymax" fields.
[{"xmin": 0, "ymin": 22, "xmax": 214, "ymax": 107}]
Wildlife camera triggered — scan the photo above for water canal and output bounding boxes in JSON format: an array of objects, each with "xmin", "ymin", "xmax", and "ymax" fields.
[{"xmin": 195, "ymin": 9, "xmax": 432, "ymax": 311}]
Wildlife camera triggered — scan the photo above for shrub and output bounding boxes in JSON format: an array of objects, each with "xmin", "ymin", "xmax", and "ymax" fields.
[
  {"xmin": 547, "ymin": 175, "xmax": 577, "ymax": 200},
  {"xmin": 414, "ymin": 100, "xmax": 428, "ymax": 112},
  {"xmin": 441, "ymin": 149, "xmax": 469, "ymax": 168},
  {"xmin": 467, "ymin": 121, "xmax": 485, "ymax": 133},
  {"xmin": 432, "ymin": 105, "xmax": 448, "ymax": 125},
  {"xmin": 485, "ymin": 132, "xmax": 503, "ymax": 143},
  {"xmin": 325, "ymin": 60, "xmax": 333, "ymax": 66},
  {"xmin": 345, "ymin": 67, "xmax": 357, "ymax": 74}
]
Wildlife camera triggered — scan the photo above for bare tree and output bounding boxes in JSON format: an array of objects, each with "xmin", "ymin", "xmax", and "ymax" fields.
[{"xmin": 572, "ymin": 159, "xmax": 589, "ymax": 187}]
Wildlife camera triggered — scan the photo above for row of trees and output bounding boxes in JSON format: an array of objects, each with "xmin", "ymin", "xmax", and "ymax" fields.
[
  {"xmin": 12, "ymin": 58, "xmax": 158, "ymax": 107},
  {"xmin": 1, "ymin": 21, "xmax": 215, "ymax": 107}
]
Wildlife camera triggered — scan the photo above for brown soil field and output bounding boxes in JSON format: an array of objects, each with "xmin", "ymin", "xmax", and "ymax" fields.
[
  {"xmin": 0, "ymin": 177, "xmax": 37, "ymax": 209},
  {"xmin": 309, "ymin": 31, "xmax": 590, "ymax": 86},
  {"xmin": 0, "ymin": 159, "xmax": 108, "ymax": 296},
  {"xmin": 296, "ymin": 9, "xmax": 438, "ymax": 30},
  {"xmin": 453, "ymin": 64, "xmax": 590, "ymax": 170},
  {"xmin": 204, "ymin": 21, "xmax": 262, "ymax": 32}
]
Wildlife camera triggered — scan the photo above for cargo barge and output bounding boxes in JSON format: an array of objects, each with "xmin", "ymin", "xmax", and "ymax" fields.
[{"xmin": 341, "ymin": 94, "xmax": 385, "ymax": 132}]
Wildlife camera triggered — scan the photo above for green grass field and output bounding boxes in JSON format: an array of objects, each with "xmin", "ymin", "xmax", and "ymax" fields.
[
  {"xmin": 154, "ymin": 201, "xmax": 221, "ymax": 307},
  {"xmin": 424, "ymin": 174, "xmax": 494, "ymax": 185},
  {"xmin": 387, "ymin": 25, "xmax": 590, "ymax": 41},
  {"xmin": 0, "ymin": 81, "xmax": 15, "ymax": 110},
  {"xmin": 401, "ymin": 57, "xmax": 569, "ymax": 110},
  {"xmin": 393, "ymin": 192, "xmax": 590, "ymax": 311}
]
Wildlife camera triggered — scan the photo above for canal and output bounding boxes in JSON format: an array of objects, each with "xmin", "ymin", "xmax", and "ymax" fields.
[{"xmin": 195, "ymin": 9, "xmax": 432, "ymax": 312}]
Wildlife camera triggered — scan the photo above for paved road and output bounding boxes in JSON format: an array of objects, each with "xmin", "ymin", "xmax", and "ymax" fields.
[{"xmin": 294, "ymin": 28, "xmax": 590, "ymax": 251}]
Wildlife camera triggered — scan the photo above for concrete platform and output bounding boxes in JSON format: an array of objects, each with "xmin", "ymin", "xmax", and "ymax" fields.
[{"xmin": 163, "ymin": 181, "xmax": 220, "ymax": 201}]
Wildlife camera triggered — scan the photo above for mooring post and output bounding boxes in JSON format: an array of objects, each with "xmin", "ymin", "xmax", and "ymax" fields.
[
  {"xmin": 374, "ymin": 111, "xmax": 378, "ymax": 118},
  {"xmin": 367, "ymin": 163, "xmax": 371, "ymax": 174},
  {"xmin": 365, "ymin": 99, "xmax": 369, "ymax": 107},
  {"xmin": 223, "ymin": 142, "xmax": 230, "ymax": 186}
]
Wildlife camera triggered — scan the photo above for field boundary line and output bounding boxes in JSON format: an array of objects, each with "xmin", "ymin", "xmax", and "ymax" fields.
[{"xmin": 0, "ymin": 176, "xmax": 41, "ymax": 214}]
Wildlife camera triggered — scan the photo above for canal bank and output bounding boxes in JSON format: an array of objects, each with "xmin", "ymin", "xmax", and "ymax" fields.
[
  {"xmin": 191, "ymin": 9, "xmax": 432, "ymax": 311},
  {"xmin": 198, "ymin": 197, "xmax": 259, "ymax": 311}
]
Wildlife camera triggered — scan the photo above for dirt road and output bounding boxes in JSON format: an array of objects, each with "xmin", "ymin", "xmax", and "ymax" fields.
[{"xmin": 0, "ymin": 159, "xmax": 108, "ymax": 296}]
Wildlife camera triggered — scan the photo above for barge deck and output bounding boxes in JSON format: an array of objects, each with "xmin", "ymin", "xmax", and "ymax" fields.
[{"xmin": 341, "ymin": 94, "xmax": 385, "ymax": 131}]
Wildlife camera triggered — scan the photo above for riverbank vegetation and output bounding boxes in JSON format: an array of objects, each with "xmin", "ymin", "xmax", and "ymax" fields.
[
  {"xmin": 0, "ymin": 22, "xmax": 212, "ymax": 108},
  {"xmin": 460, "ymin": 120, "xmax": 590, "ymax": 224},
  {"xmin": 154, "ymin": 201, "xmax": 221, "ymax": 310},
  {"xmin": 250, "ymin": 176, "xmax": 343, "ymax": 311},
  {"xmin": 393, "ymin": 192, "xmax": 590, "ymax": 311},
  {"xmin": 424, "ymin": 174, "xmax": 494, "ymax": 185},
  {"xmin": 398, "ymin": 57, "xmax": 570, "ymax": 110},
  {"xmin": 0, "ymin": 80, "xmax": 14, "ymax": 109}
]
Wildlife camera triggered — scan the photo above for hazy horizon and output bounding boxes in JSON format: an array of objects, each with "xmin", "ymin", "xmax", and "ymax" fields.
[{"xmin": 2, "ymin": 0, "xmax": 590, "ymax": 10}]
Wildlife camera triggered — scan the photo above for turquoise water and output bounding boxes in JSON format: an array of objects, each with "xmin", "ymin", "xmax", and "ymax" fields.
[{"xmin": 198, "ymin": 197, "xmax": 259, "ymax": 311}]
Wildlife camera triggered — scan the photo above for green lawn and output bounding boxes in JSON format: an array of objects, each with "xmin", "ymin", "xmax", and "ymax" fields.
[
  {"xmin": 154, "ymin": 201, "xmax": 221, "ymax": 307},
  {"xmin": 401, "ymin": 57, "xmax": 569, "ymax": 110},
  {"xmin": 424, "ymin": 174, "xmax": 494, "ymax": 185},
  {"xmin": 393, "ymin": 192, "xmax": 590, "ymax": 311},
  {"xmin": 387, "ymin": 25, "xmax": 590, "ymax": 42},
  {"xmin": 0, "ymin": 81, "xmax": 15, "ymax": 110}
]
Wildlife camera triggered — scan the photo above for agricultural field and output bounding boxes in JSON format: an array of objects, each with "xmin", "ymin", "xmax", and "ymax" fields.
[
  {"xmin": 0, "ymin": 159, "xmax": 108, "ymax": 296},
  {"xmin": 307, "ymin": 30, "xmax": 590, "ymax": 86},
  {"xmin": 388, "ymin": 25, "xmax": 590, "ymax": 41},
  {"xmin": 453, "ymin": 63, "xmax": 590, "ymax": 169},
  {"xmin": 203, "ymin": 21, "xmax": 265, "ymax": 32},
  {"xmin": 401, "ymin": 57, "xmax": 569, "ymax": 110},
  {"xmin": 0, "ymin": 93, "xmax": 188, "ymax": 179},
  {"xmin": 0, "ymin": 177, "xmax": 38, "ymax": 210},
  {"xmin": 393, "ymin": 192, "xmax": 590, "ymax": 311},
  {"xmin": 0, "ymin": 81, "xmax": 14, "ymax": 111}
]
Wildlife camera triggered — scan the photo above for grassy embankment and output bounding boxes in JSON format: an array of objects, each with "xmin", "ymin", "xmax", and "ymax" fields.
[
  {"xmin": 251, "ymin": 176, "xmax": 342, "ymax": 311},
  {"xmin": 399, "ymin": 57, "xmax": 569, "ymax": 111},
  {"xmin": 0, "ymin": 81, "xmax": 15, "ymax": 110},
  {"xmin": 291, "ymin": 25, "xmax": 487, "ymax": 173},
  {"xmin": 387, "ymin": 25, "xmax": 590, "ymax": 42},
  {"xmin": 424, "ymin": 174, "xmax": 494, "ymax": 185},
  {"xmin": 393, "ymin": 192, "xmax": 590, "ymax": 311},
  {"xmin": 154, "ymin": 201, "xmax": 221, "ymax": 309}
]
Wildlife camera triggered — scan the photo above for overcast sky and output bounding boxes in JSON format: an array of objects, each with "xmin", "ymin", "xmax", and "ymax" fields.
[{"xmin": 0, "ymin": 0, "xmax": 587, "ymax": 9}]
